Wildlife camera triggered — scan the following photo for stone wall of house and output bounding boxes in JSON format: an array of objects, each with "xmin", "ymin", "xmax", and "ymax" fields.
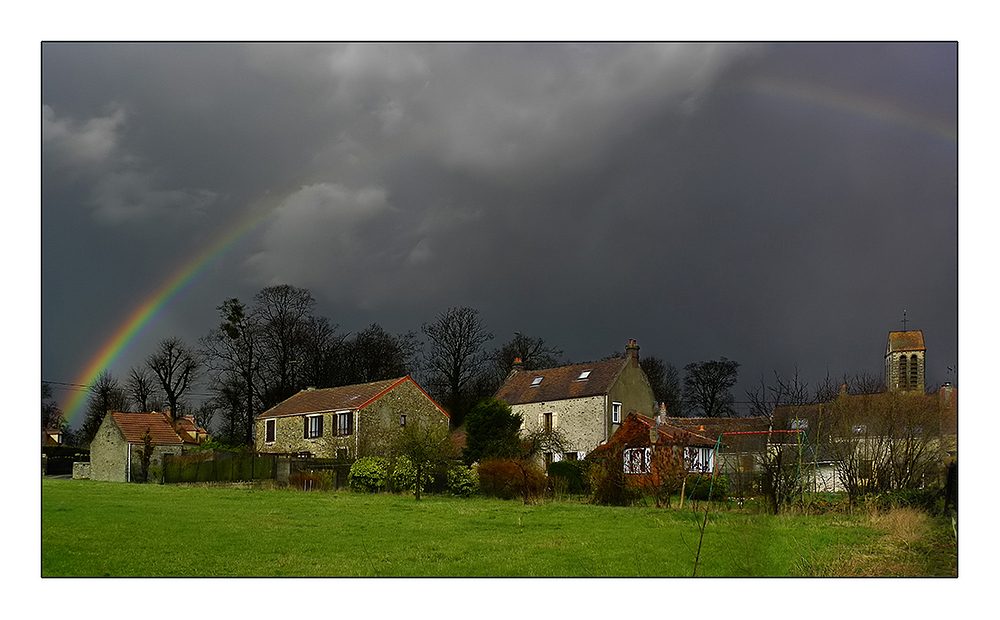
[
  {"xmin": 356, "ymin": 379, "xmax": 450, "ymax": 458},
  {"xmin": 515, "ymin": 394, "xmax": 606, "ymax": 458},
  {"xmin": 606, "ymin": 361, "xmax": 658, "ymax": 439},
  {"xmin": 89, "ymin": 415, "xmax": 129, "ymax": 482},
  {"xmin": 256, "ymin": 379, "xmax": 450, "ymax": 460},
  {"xmin": 256, "ymin": 407, "xmax": 350, "ymax": 458}
]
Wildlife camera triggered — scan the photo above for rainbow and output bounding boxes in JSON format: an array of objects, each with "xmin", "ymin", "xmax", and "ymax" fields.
[
  {"xmin": 63, "ymin": 206, "xmax": 276, "ymax": 426},
  {"xmin": 747, "ymin": 77, "xmax": 957, "ymax": 145}
]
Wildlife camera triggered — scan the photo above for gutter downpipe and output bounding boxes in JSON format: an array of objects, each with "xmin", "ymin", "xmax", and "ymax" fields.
[{"xmin": 127, "ymin": 442, "xmax": 132, "ymax": 483}]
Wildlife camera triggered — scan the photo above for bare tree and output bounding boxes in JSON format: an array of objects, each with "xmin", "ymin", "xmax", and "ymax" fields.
[
  {"xmin": 80, "ymin": 370, "xmax": 131, "ymax": 444},
  {"xmin": 42, "ymin": 382, "xmax": 64, "ymax": 430},
  {"xmin": 147, "ymin": 337, "xmax": 200, "ymax": 422},
  {"xmin": 421, "ymin": 307, "xmax": 494, "ymax": 427},
  {"xmin": 641, "ymin": 356, "xmax": 682, "ymax": 415},
  {"xmin": 127, "ymin": 367, "xmax": 161, "ymax": 412},
  {"xmin": 477, "ymin": 332, "xmax": 563, "ymax": 398},
  {"xmin": 812, "ymin": 370, "xmax": 841, "ymax": 404},
  {"xmin": 843, "ymin": 370, "xmax": 886, "ymax": 395},
  {"xmin": 253, "ymin": 284, "xmax": 317, "ymax": 407},
  {"xmin": 342, "ymin": 323, "xmax": 416, "ymax": 385},
  {"xmin": 682, "ymin": 358, "xmax": 740, "ymax": 417},
  {"xmin": 202, "ymin": 297, "xmax": 261, "ymax": 445}
]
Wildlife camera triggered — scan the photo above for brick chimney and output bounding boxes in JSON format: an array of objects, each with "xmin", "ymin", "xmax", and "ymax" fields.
[
  {"xmin": 625, "ymin": 339, "xmax": 640, "ymax": 368},
  {"xmin": 512, "ymin": 357, "xmax": 524, "ymax": 372}
]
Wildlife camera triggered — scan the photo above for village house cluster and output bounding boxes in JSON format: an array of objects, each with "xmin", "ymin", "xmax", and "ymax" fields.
[{"xmin": 70, "ymin": 332, "xmax": 956, "ymax": 498}]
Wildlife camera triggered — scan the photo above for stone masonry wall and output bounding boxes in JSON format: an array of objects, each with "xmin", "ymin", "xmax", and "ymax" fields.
[
  {"xmin": 89, "ymin": 415, "xmax": 129, "ymax": 482},
  {"xmin": 516, "ymin": 395, "xmax": 607, "ymax": 457}
]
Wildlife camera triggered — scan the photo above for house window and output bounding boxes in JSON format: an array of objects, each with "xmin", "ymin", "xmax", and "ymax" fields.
[
  {"xmin": 304, "ymin": 414, "xmax": 323, "ymax": 439},
  {"xmin": 265, "ymin": 419, "xmax": 276, "ymax": 443},
  {"xmin": 544, "ymin": 452, "xmax": 554, "ymax": 467},
  {"xmin": 790, "ymin": 418, "xmax": 808, "ymax": 431},
  {"xmin": 530, "ymin": 376, "xmax": 543, "ymax": 387},
  {"xmin": 336, "ymin": 448, "xmax": 349, "ymax": 460},
  {"xmin": 623, "ymin": 448, "xmax": 651, "ymax": 474},
  {"xmin": 577, "ymin": 370, "xmax": 592, "ymax": 381},
  {"xmin": 612, "ymin": 402, "xmax": 622, "ymax": 424},
  {"xmin": 563, "ymin": 452, "xmax": 578, "ymax": 461},
  {"xmin": 684, "ymin": 447, "xmax": 714, "ymax": 473},
  {"xmin": 400, "ymin": 414, "xmax": 407, "ymax": 427},
  {"xmin": 335, "ymin": 411, "xmax": 353, "ymax": 436},
  {"xmin": 543, "ymin": 412, "xmax": 553, "ymax": 433}
]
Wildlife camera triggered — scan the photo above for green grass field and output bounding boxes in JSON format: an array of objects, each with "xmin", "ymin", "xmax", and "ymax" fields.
[{"xmin": 41, "ymin": 479, "xmax": 955, "ymax": 577}]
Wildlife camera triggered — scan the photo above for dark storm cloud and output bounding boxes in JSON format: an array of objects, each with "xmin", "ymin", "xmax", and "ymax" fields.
[{"xmin": 41, "ymin": 42, "xmax": 957, "ymax": 417}]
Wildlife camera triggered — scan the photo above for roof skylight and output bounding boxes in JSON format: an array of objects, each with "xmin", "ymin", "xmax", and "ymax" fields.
[
  {"xmin": 577, "ymin": 370, "xmax": 592, "ymax": 381},
  {"xmin": 530, "ymin": 376, "xmax": 543, "ymax": 387}
]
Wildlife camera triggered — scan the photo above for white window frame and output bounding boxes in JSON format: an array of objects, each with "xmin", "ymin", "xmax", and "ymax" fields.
[
  {"xmin": 623, "ymin": 447, "xmax": 651, "ymax": 474},
  {"xmin": 612, "ymin": 402, "xmax": 622, "ymax": 424},
  {"xmin": 684, "ymin": 446, "xmax": 715, "ymax": 473}
]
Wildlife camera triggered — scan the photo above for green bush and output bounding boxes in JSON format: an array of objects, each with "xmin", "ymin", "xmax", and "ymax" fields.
[
  {"xmin": 390, "ymin": 456, "xmax": 432, "ymax": 493},
  {"xmin": 349, "ymin": 457, "xmax": 389, "ymax": 493},
  {"xmin": 446, "ymin": 465, "xmax": 480, "ymax": 497},
  {"xmin": 685, "ymin": 474, "xmax": 729, "ymax": 501},
  {"xmin": 547, "ymin": 460, "xmax": 591, "ymax": 495}
]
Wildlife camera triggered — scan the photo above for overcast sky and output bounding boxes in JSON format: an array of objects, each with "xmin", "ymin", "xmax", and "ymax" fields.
[{"xmin": 41, "ymin": 42, "xmax": 957, "ymax": 422}]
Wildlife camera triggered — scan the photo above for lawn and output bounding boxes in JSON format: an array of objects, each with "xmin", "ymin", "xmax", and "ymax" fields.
[{"xmin": 40, "ymin": 479, "xmax": 955, "ymax": 577}]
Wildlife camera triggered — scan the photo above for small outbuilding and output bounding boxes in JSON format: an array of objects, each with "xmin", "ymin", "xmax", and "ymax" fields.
[{"xmin": 89, "ymin": 410, "xmax": 209, "ymax": 482}]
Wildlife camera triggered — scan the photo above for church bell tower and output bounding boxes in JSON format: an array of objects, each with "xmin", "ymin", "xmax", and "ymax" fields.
[{"xmin": 885, "ymin": 315, "xmax": 925, "ymax": 392}]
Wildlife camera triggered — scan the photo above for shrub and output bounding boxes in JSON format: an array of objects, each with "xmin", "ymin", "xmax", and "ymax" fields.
[
  {"xmin": 684, "ymin": 474, "xmax": 729, "ymax": 501},
  {"xmin": 478, "ymin": 459, "xmax": 545, "ymax": 501},
  {"xmin": 547, "ymin": 460, "xmax": 591, "ymax": 495},
  {"xmin": 390, "ymin": 456, "xmax": 432, "ymax": 493},
  {"xmin": 871, "ymin": 488, "xmax": 944, "ymax": 515},
  {"xmin": 348, "ymin": 457, "xmax": 389, "ymax": 493},
  {"xmin": 589, "ymin": 454, "xmax": 639, "ymax": 506},
  {"xmin": 446, "ymin": 465, "xmax": 480, "ymax": 497}
]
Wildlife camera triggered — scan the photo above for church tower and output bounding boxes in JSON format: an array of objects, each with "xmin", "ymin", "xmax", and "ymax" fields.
[{"xmin": 885, "ymin": 330, "xmax": 925, "ymax": 392}]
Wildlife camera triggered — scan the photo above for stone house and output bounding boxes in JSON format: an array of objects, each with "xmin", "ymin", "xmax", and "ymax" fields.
[
  {"xmin": 255, "ymin": 375, "xmax": 449, "ymax": 460},
  {"xmin": 494, "ymin": 340, "xmax": 658, "ymax": 466},
  {"xmin": 89, "ymin": 411, "xmax": 209, "ymax": 482},
  {"xmin": 588, "ymin": 411, "xmax": 716, "ymax": 483}
]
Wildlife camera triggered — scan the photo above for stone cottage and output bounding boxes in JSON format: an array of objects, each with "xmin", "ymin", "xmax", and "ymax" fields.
[
  {"xmin": 494, "ymin": 340, "xmax": 658, "ymax": 466},
  {"xmin": 255, "ymin": 375, "xmax": 449, "ymax": 459},
  {"xmin": 89, "ymin": 410, "xmax": 209, "ymax": 482}
]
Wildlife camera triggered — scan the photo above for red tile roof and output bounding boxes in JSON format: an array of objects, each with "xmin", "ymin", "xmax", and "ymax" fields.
[
  {"xmin": 110, "ymin": 411, "xmax": 186, "ymax": 445},
  {"xmin": 256, "ymin": 376, "xmax": 448, "ymax": 419},
  {"xmin": 494, "ymin": 357, "xmax": 627, "ymax": 405}
]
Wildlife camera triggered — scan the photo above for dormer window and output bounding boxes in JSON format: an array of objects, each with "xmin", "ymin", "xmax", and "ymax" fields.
[
  {"xmin": 530, "ymin": 377, "xmax": 543, "ymax": 387},
  {"xmin": 577, "ymin": 370, "xmax": 592, "ymax": 381}
]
